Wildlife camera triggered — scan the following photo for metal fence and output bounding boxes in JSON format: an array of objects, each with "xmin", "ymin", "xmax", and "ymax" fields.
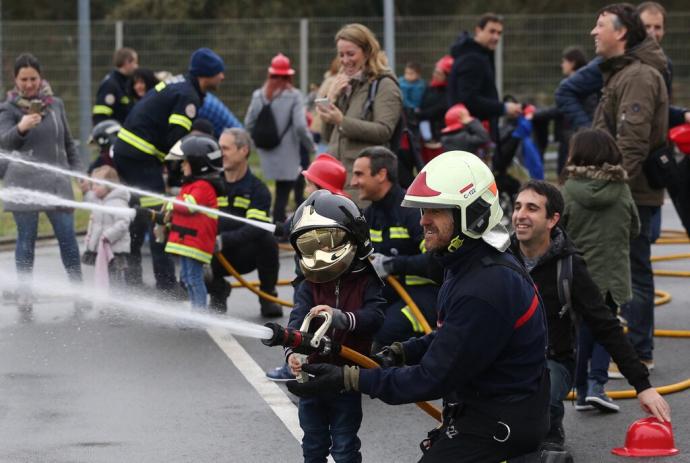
[{"xmin": 2, "ymin": 14, "xmax": 690, "ymax": 142}]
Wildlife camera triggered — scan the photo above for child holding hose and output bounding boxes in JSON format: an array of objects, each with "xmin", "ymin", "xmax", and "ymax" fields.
[{"xmin": 285, "ymin": 190, "xmax": 384, "ymax": 463}]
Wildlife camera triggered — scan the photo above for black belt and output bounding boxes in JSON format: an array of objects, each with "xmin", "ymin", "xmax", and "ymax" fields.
[{"xmin": 171, "ymin": 223, "xmax": 197, "ymax": 238}]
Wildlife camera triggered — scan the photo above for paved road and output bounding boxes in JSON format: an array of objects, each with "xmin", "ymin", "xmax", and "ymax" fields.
[{"xmin": 1, "ymin": 201, "xmax": 688, "ymax": 462}]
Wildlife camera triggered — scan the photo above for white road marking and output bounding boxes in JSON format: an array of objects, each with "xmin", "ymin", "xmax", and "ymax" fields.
[{"xmin": 207, "ymin": 329, "xmax": 303, "ymax": 442}]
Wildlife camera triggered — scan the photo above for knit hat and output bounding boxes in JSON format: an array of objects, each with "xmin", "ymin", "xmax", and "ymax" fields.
[{"xmin": 189, "ymin": 48, "xmax": 225, "ymax": 77}]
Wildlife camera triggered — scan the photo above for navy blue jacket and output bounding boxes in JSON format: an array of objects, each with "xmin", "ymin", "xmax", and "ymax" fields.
[
  {"xmin": 116, "ymin": 73, "xmax": 203, "ymax": 162},
  {"xmin": 358, "ymin": 239, "xmax": 547, "ymax": 404},
  {"xmin": 217, "ymin": 168, "xmax": 273, "ymax": 249},
  {"xmin": 556, "ymin": 55, "xmax": 687, "ymax": 130},
  {"xmin": 93, "ymin": 70, "xmax": 132, "ymax": 125}
]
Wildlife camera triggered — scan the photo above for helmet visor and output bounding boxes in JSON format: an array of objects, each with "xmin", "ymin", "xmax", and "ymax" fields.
[{"xmin": 295, "ymin": 228, "xmax": 348, "ymax": 257}]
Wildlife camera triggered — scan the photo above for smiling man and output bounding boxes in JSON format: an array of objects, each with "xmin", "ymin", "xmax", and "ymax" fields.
[
  {"xmin": 591, "ymin": 3, "xmax": 668, "ymax": 373},
  {"xmin": 510, "ymin": 180, "xmax": 671, "ymax": 452},
  {"xmin": 288, "ymin": 151, "xmax": 551, "ymax": 462}
]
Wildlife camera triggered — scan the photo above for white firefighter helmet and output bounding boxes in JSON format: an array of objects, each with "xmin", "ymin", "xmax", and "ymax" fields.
[{"xmin": 402, "ymin": 150, "xmax": 509, "ymax": 251}]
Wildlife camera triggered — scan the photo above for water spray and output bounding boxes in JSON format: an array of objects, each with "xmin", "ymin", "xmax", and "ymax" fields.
[
  {"xmin": 0, "ymin": 151, "xmax": 275, "ymax": 233},
  {"xmin": 0, "ymin": 187, "xmax": 136, "ymax": 219}
]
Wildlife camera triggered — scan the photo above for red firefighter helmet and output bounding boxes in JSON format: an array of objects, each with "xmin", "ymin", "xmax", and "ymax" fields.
[
  {"xmin": 302, "ymin": 154, "xmax": 350, "ymax": 198},
  {"xmin": 436, "ymin": 55, "xmax": 454, "ymax": 75},
  {"xmin": 442, "ymin": 104, "xmax": 468, "ymax": 134},
  {"xmin": 612, "ymin": 417, "xmax": 679, "ymax": 457},
  {"xmin": 268, "ymin": 53, "xmax": 295, "ymax": 76},
  {"xmin": 669, "ymin": 123, "xmax": 690, "ymax": 155}
]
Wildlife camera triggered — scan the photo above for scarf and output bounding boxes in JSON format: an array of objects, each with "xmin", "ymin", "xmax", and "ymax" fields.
[{"xmin": 6, "ymin": 79, "xmax": 54, "ymax": 115}]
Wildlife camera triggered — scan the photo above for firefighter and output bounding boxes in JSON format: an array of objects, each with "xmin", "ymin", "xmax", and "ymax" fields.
[
  {"xmin": 92, "ymin": 47, "xmax": 138, "ymax": 125},
  {"xmin": 288, "ymin": 151, "xmax": 550, "ymax": 462},
  {"xmin": 113, "ymin": 47, "xmax": 225, "ymax": 292},
  {"xmin": 350, "ymin": 146, "xmax": 441, "ymax": 348},
  {"xmin": 208, "ymin": 128, "xmax": 282, "ymax": 317}
]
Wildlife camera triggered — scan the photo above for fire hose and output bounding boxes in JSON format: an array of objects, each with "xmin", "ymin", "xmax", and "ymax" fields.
[{"xmin": 262, "ymin": 314, "xmax": 441, "ymax": 422}]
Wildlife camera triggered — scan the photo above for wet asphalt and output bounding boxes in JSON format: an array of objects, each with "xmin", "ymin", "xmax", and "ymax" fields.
[{"xmin": 0, "ymin": 200, "xmax": 688, "ymax": 462}]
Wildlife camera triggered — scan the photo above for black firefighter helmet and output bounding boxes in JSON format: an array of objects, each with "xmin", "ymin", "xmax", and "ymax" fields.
[
  {"xmin": 90, "ymin": 119, "xmax": 121, "ymax": 149},
  {"xmin": 165, "ymin": 134, "xmax": 223, "ymax": 177},
  {"xmin": 290, "ymin": 190, "xmax": 373, "ymax": 283}
]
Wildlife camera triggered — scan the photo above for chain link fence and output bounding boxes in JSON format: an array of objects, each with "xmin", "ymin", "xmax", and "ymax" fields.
[{"xmin": 2, "ymin": 14, "xmax": 690, "ymax": 137}]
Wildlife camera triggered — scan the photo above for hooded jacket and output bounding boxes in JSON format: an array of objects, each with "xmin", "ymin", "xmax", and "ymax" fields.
[
  {"xmin": 510, "ymin": 228, "xmax": 651, "ymax": 393},
  {"xmin": 592, "ymin": 36, "xmax": 669, "ymax": 207},
  {"xmin": 561, "ymin": 164, "xmax": 640, "ymax": 306},
  {"xmin": 84, "ymin": 187, "xmax": 132, "ymax": 254},
  {"xmin": 447, "ymin": 32, "xmax": 503, "ymax": 146}
]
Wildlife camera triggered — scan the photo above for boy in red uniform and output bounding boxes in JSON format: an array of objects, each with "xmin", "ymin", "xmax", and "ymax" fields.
[{"xmin": 163, "ymin": 134, "xmax": 224, "ymax": 310}]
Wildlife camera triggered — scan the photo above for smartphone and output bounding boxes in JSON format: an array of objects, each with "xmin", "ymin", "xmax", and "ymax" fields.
[
  {"xmin": 29, "ymin": 100, "xmax": 42, "ymax": 115},
  {"xmin": 314, "ymin": 97, "xmax": 330, "ymax": 109}
]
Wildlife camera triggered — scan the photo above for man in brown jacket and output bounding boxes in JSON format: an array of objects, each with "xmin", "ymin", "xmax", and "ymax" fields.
[{"xmin": 591, "ymin": 3, "xmax": 668, "ymax": 370}]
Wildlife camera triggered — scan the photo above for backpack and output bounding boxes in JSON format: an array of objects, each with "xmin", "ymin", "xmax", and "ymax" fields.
[
  {"xmin": 251, "ymin": 96, "xmax": 293, "ymax": 150},
  {"xmin": 363, "ymin": 76, "xmax": 424, "ymax": 186}
]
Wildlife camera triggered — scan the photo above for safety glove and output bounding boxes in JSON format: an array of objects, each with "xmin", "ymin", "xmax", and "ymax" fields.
[
  {"xmin": 371, "ymin": 342, "xmax": 405, "ymax": 368},
  {"xmin": 286, "ymin": 364, "xmax": 360, "ymax": 398},
  {"xmin": 369, "ymin": 253, "xmax": 394, "ymax": 278}
]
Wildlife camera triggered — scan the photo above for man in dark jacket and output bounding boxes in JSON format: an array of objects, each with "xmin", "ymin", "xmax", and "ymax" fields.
[
  {"xmin": 288, "ymin": 151, "xmax": 550, "ymax": 462},
  {"xmin": 511, "ymin": 180, "xmax": 671, "ymax": 450},
  {"xmin": 351, "ymin": 146, "xmax": 440, "ymax": 347},
  {"xmin": 208, "ymin": 128, "xmax": 281, "ymax": 317},
  {"xmin": 447, "ymin": 13, "xmax": 522, "ymax": 153},
  {"xmin": 591, "ymin": 4, "xmax": 668, "ymax": 371},
  {"xmin": 114, "ymin": 47, "xmax": 225, "ymax": 292},
  {"xmin": 92, "ymin": 47, "xmax": 138, "ymax": 125}
]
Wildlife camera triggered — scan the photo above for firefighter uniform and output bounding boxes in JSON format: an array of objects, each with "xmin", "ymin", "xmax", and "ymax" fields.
[
  {"xmin": 208, "ymin": 168, "xmax": 280, "ymax": 312},
  {"xmin": 113, "ymin": 73, "xmax": 204, "ymax": 291},
  {"xmin": 92, "ymin": 70, "xmax": 132, "ymax": 125},
  {"xmin": 365, "ymin": 185, "xmax": 440, "ymax": 345}
]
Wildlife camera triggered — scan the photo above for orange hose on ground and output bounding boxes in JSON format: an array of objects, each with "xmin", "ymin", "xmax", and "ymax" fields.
[
  {"xmin": 215, "ymin": 252, "xmax": 294, "ymax": 307},
  {"xmin": 340, "ymin": 345, "xmax": 442, "ymax": 422}
]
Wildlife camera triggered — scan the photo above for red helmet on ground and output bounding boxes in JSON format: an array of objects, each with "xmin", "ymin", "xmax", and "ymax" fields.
[
  {"xmin": 442, "ymin": 104, "xmax": 468, "ymax": 134},
  {"xmin": 669, "ymin": 123, "xmax": 690, "ymax": 155},
  {"xmin": 268, "ymin": 53, "xmax": 295, "ymax": 76},
  {"xmin": 436, "ymin": 55, "xmax": 454, "ymax": 75},
  {"xmin": 611, "ymin": 417, "xmax": 679, "ymax": 457},
  {"xmin": 302, "ymin": 154, "xmax": 350, "ymax": 198}
]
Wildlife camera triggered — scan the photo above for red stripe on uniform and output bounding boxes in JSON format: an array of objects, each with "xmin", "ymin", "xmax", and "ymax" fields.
[{"xmin": 514, "ymin": 292, "xmax": 539, "ymax": 329}]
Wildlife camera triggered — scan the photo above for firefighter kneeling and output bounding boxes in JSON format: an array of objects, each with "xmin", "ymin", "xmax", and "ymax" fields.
[{"xmin": 288, "ymin": 151, "xmax": 551, "ymax": 462}]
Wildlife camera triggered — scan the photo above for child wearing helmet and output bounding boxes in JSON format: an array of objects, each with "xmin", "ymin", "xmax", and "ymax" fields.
[
  {"xmin": 285, "ymin": 190, "xmax": 384, "ymax": 462},
  {"xmin": 440, "ymin": 103, "xmax": 490, "ymax": 154},
  {"xmin": 162, "ymin": 134, "xmax": 224, "ymax": 310},
  {"xmin": 87, "ymin": 119, "xmax": 121, "ymax": 173}
]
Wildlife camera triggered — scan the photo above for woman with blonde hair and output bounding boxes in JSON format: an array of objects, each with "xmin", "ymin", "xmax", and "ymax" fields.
[{"xmin": 317, "ymin": 23, "xmax": 402, "ymax": 203}]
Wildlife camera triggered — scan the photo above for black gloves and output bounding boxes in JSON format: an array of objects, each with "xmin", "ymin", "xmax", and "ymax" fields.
[
  {"xmin": 286, "ymin": 364, "xmax": 360, "ymax": 397},
  {"xmin": 371, "ymin": 342, "xmax": 405, "ymax": 368}
]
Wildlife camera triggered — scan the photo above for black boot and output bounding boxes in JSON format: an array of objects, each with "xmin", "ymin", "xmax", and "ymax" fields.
[{"xmin": 260, "ymin": 290, "xmax": 283, "ymax": 318}]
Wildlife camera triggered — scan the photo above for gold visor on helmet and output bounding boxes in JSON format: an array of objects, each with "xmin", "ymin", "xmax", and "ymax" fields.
[{"xmin": 294, "ymin": 228, "xmax": 355, "ymax": 283}]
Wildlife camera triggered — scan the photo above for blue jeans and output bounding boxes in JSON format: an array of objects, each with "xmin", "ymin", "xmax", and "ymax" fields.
[
  {"xmin": 621, "ymin": 205, "xmax": 658, "ymax": 361},
  {"xmin": 298, "ymin": 392, "xmax": 362, "ymax": 463},
  {"xmin": 179, "ymin": 257, "xmax": 207, "ymax": 309},
  {"xmin": 547, "ymin": 359, "xmax": 573, "ymax": 433},
  {"xmin": 13, "ymin": 210, "xmax": 82, "ymax": 283}
]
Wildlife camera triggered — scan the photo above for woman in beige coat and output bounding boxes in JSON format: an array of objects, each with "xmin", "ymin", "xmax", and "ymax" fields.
[{"xmin": 317, "ymin": 23, "xmax": 402, "ymax": 203}]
